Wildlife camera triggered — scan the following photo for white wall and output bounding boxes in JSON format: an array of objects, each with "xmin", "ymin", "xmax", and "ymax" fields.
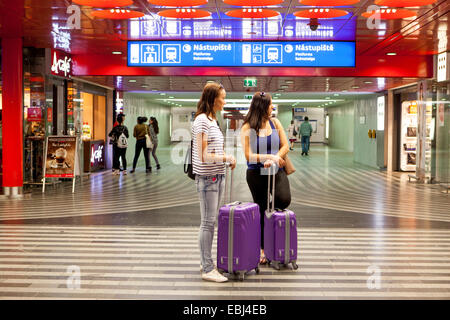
[
  {"xmin": 171, "ymin": 107, "xmax": 197, "ymax": 142},
  {"xmin": 293, "ymin": 108, "xmax": 325, "ymax": 143}
]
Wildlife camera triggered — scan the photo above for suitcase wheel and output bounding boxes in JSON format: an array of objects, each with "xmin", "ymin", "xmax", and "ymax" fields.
[
  {"xmin": 292, "ymin": 262, "xmax": 299, "ymax": 270},
  {"xmin": 255, "ymin": 267, "xmax": 260, "ymax": 274},
  {"xmin": 239, "ymin": 273, "xmax": 245, "ymax": 281}
]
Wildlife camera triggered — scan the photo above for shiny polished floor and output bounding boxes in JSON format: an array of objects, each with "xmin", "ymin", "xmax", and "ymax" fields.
[{"xmin": 0, "ymin": 145, "xmax": 449, "ymax": 299}]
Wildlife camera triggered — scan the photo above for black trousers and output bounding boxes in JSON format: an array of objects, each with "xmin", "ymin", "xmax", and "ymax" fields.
[
  {"xmin": 132, "ymin": 138, "xmax": 150, "ymax": 170},
  {"xmin": 246, "ymin": 168, "xmax": 291, "ymax": 250},
  {"xmin": 113, "ymin": 145, "xmax": 127, "ymax": 170}
]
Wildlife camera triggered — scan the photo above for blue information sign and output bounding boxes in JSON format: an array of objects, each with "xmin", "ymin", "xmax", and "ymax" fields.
[{"xmin": 128, "ymin": 41, "xmax": 355, "ymax": 68}]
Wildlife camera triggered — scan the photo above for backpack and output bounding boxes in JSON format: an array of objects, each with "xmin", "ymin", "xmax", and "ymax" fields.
[{"xmin": 116, "ymin": 127, "xmax": 128, "ymax": 148}]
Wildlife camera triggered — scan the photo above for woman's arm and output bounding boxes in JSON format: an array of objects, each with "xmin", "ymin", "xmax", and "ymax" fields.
[
  {"xmin": 272, "ymin": 118, "xmax": 290, "ymax": 159},
  {"xmin": 196, "ymin": 132, "xmax": 233, "ymax": 164},
  {"xmin": 133, "ymin": 126, "xmax": 137, "ymax": 138}
]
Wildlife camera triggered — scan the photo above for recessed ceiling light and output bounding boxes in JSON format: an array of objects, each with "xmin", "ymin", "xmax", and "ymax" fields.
[
  {"xmin": 169, "ymin": 96, "xmax": 175, "ymax": 99},
  {"xmin": 351, "ymin": 86, "xmax": 360, "ymax": 89},
  {"xmin": 364, "ymin": 81, "xmax": 373, "ymax": 84},
  {"xmin": 112, "ymin": 51, "xmax": 122, "ymax": 55},
  {"xmin": 325, "ymin": 97, "xmax": 330, "ymax": 99},
  {"xmin": 141, "ymin": 85, "xmax": 148, "ymax": 88},
  {"xmin": 281, "ymin": 85, "xmax": 289, "ymax": 89},
  {"xmin": 128, "ymin": 79, "xmax": 136, "ymax": 83},
  {"xmin": 285, "ymin": 80, "xmax": 294, "ymax": 84},
  {"xmin": 334, "ymin": 93, "xmax": 339, "ymax": 96},
  {"xmin": 160, "ymin": 93, "xmax": 166, "ymax": 95},
  {"xmin": 386, "ymin": 52, "xmax": 397, "ymax": 56}
]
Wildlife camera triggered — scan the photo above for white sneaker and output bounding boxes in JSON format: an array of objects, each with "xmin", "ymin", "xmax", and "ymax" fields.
[{"xmin": 202, "ymin": 268, "xmax": 228, "ymax": 283}]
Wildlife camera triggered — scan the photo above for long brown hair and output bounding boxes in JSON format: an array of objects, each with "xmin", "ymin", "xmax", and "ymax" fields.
[
  {"xmin": 243, "ymin": 92, "xmax": 272, "ymax": 135},
  {"xmin": 195, "ymin": 82, "xmax": 224, "ymax": 120}
]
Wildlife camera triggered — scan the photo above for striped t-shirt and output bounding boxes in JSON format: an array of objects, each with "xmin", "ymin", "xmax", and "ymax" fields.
[{"xmin": 192, "ymin": 113, "xmax": 225, "ymax": 176}]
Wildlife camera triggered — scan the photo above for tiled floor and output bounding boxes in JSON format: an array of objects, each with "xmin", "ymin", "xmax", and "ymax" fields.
[{"xmin": 0, "ymin": 145, "xmax": 449, "ymax": 300}]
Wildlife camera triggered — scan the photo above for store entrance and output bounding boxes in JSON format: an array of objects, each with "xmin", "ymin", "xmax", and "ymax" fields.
[{"xmin": 52, "ymin": 84, "xmax": 66, "ymax": 136}]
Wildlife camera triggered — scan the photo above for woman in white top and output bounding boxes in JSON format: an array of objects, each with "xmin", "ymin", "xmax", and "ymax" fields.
[
  {"xmin": 192, "ymin": 82, "xmax": 236, "ymax": 283},
  {"xmin": 287, "ymin": 120, "xmax": 297, "ymax": 151}
]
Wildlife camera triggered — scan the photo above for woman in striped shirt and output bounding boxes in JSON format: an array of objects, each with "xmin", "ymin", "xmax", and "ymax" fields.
[{"xmin": 192, "ymin": 82, "xmax": 236, "ymax": 283}]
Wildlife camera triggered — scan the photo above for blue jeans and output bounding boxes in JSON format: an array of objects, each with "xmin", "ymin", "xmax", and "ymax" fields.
[
  {"xmin": 301, "ymin": 136, "xmax": 310, "ymax": 154},
  {"xmin": 196, "ymin": 174, "xmax": 225, "ymax": 274}
]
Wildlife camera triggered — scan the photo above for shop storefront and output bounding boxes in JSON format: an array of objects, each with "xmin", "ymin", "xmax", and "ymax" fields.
[
  {"xmin": 21, "ymin": 48, "xmax": 111, "ymax": 189},
  {"xmin": 435, "ymin": 80, "xmax": 450, "ymax": 188},
  {"xmin": 393, "ymin": 80, "xmax": 442, "ymax": 183}
]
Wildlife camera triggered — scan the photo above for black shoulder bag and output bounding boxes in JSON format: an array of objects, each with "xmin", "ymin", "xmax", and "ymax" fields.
[{"xmin": 184, "ymin": 140, "xmax": 196, "ymax": 180}]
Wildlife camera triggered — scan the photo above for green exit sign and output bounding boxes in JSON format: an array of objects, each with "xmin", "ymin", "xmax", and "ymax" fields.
[
  {"xmin": 244, "ymin": 78, "xmax": 257, "ymax": 88},
  {"xmin": 244, "ymin": 94, "xmax": 253, "ymax": 100}
]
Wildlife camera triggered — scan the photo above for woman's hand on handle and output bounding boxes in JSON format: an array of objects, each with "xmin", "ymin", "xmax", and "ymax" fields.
[
  {"xmin": 226, "ymin": 154, "xmax": 236, "ymax": 170},
  {"xmin": 263, "ymin": 159, "xmax": 274, "ymax": 169},
  {"xmin": 271, "ymin": 155, "xmax": 286, "ymax": 168}
]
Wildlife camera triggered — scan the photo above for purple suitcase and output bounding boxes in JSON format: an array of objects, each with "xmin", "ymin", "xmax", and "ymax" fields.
[
  {"xmin": 264, "ymin": 166, "xmax": 299, "ymax": 270},
  {"xmin": 216, "ymin": 166, "xmax": 261, "ymax": 281}
]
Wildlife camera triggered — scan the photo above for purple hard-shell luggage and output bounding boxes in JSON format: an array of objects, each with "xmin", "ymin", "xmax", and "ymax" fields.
[
  {"xmin": 264, "ymin": 165, "xmax": 299, "ymax": 270},
  {"xmin": 217, "ymin": 165, "xmax": 261, "ymax": 281}
]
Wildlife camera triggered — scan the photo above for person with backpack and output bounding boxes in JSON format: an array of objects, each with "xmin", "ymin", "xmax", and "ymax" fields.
[
  {"xmin": 148, "ymin": 116, "xmax": 161, "ymax": 171},
  {"xmin": 108, "ymin": 113, "xmax": 129, "ymax": 175},
  {"xmin": 131, "ymin": 116, "xmax": 151, "ymax": 173}
]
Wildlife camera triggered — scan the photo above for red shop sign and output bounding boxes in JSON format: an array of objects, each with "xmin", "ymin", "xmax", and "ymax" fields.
[
  {"xmin": 27, "ymin": 107, "xmax": 42, "ymax": 122},
  {"xmin": 51, "ymin": 49, "xmax": 72, "ymax": 78}
]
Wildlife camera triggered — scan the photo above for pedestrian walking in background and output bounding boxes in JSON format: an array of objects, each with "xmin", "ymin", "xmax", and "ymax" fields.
[
  {"xmin": 148, "ymin": 116, "xmax": 161, "ymax": 171},
  {"xmin": 108, "ymin": 113, "xmax": 129, "ymax": 175},
  {"xmin": 287, "ymin": 120, "xmax": 297, "ymax": 151},
  {"xmin": 130, "ymin": 116, "xmax": 150, "ymax": 173},
  {"xmin": 300, "ymin": 116, "xmax": 313, "ymax": 156}
]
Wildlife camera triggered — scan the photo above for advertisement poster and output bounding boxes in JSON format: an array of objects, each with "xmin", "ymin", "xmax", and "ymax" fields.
[
  {"xmin": 27, "ymin": 107, "xmax": 42, "ymax": 122},
  {"xmin": 44, "ymin": 136, "xmax": 77, "ymax": 178}
]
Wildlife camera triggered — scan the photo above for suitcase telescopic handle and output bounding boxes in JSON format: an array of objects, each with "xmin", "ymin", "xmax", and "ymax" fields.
[
  {"xmin": 267, "ymin": 163, "xmax": 276, "ymax": 213},
  {"xmin": 225, "ymin": 162, "xmax": 234, "ymax": 204}
]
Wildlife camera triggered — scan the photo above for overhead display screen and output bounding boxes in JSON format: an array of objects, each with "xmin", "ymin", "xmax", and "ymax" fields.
[
  {"xmin": 128, "ymin": 41, "xmax": 355, "ymax": 68},
  {"xmin": 128, "ymin": 14, "xmax": 357, "ymax": 41}
]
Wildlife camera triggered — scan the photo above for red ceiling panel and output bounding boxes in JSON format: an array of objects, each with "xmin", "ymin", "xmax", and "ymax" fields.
[{"xmin": 0, "ymin": 0, "xmax": 447, "ymax": 92}]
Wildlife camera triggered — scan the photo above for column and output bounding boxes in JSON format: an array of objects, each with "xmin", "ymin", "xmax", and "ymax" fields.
[{"xmin": 2, "ymin": 38, "xmax": 24, "ymax": 195}]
